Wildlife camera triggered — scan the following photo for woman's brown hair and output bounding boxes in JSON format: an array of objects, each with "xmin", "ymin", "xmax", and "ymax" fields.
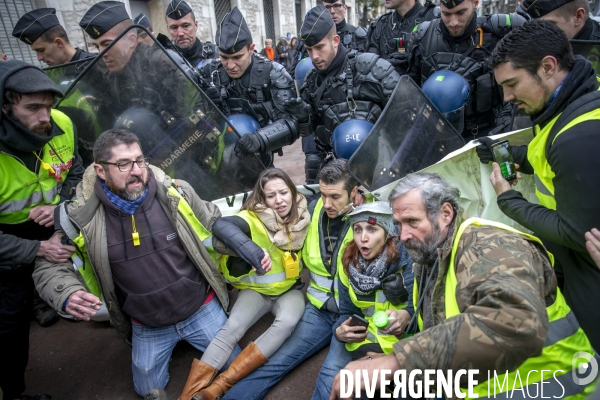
[
  {"xmin": 242, "ymin": 168, "xmax": 300, "ymax": 234},
  {"xmin": 342, "ymin": 235, "xmax": 399, "ymax": 275}
]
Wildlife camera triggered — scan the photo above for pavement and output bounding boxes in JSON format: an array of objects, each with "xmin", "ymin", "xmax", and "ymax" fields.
[{"xmin": 24, "ymin": 140, "xmax": 333, "ymax": 400}]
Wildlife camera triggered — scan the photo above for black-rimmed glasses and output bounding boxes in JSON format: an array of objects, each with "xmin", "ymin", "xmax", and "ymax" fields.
[
  {"xmin": 99, "ymin": 157, "xmax": 151, "ymax": 172},
  {"xmin": 325, "ymin": 3, "xmax": 344, "ymax": 10}
]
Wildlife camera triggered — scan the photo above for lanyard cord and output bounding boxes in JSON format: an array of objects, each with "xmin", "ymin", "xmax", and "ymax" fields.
[{"xmin": 32, "ymin": 151, "xmax": 56, "ymax": 174}]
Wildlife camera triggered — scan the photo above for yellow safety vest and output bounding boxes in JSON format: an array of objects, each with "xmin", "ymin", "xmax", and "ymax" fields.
[
  {"xmin": 64, "ymin": 183, "xmax": 218, "ymax": 298},
  {"xmin": 339, "ymin": 264, "xmax": 408, "ymax": 354},
  {"xmin": 0, "ymin": 109, "xmax": 75, "ymax": 224},
  {"xmin": 219, "ymin": 210, "xmax": 301, "ymax": 296},
  {"xmin": 302, "ymin": 198, "xmax": 354, "ymax": 309},
  {"xmin": 527, "ymin": 94, "xmax": 600, "ymax": 210},
  {"xmin": 415, "ymin": 218, "xmax": 596, "ymax": 399}
]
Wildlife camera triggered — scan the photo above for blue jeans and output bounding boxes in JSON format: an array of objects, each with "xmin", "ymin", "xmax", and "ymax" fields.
[
  {"xmin": 223, "ymin": 302, "xmax": 352, "ymax": 400},
  {"xmin": 131, "ymin": 297, "xmax": 241, "ymax": 396}
]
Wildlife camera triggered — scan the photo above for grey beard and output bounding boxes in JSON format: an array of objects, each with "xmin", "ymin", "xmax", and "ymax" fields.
[{"xmin": 404, "ymin": 222, "xmax": 445, "ymax": 265}]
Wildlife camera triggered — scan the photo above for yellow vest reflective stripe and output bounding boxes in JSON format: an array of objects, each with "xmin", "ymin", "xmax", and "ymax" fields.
[
  {"xmin": 0, "ymin": 109, "xmax": 75, "ymax": 224},
  {"xmin": 302, "ymin": 198, "xmax": 354, "ymax": 309},
  {"xmin": 166, "ymin": 186, "xmax": 218, "ymax": 263},
  {"xmin": 445, "ymin": 218, "xmax": 596, "ymax": 399},
  {"xmin": 68, "ymin": 183, "xmax": 217, "ymax": 297},
  {"xmin": 527, "ymin": 105, "xmax": 600, "ymax": 210},
  {"xmin": 219, "ymin": 210, "xmax": 301, "ymax": 295},
  {"xmin": 340, "ymin": 263, "xmax": 408, "ymax": 354}
]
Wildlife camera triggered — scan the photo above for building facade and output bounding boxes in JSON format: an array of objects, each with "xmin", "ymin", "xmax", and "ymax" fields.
[{"xmin": 1, "ymin": 0, "xmax": 358, "ymax": 66}]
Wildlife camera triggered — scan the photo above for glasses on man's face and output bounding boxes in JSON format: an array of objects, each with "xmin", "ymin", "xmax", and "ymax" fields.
[
  {"xmin": 100, "ymin": 157, "xmax": 151, "ymax": 172},
  {"xmin": 325, "ymin": 3, "xmax": 344, "ymax": 10}
]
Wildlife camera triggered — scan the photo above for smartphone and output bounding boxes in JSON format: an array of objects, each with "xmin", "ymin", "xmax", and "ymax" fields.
[
  {"xmin": 349, "ymin": 314, "xmax": 369, "ymax": 332},
  {"xmin": 491, "ymin": 140, "xmax": 517, "ymax": 181}
]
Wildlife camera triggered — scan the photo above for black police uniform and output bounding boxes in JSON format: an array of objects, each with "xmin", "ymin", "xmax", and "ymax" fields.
[
  {"xmin": 199, "ymin": 7, "xmax": 299, "ymax": 163},
  {"xmin": 299, "ymin": 6, "xmax": 400, "ymax": 166},
  {"xmin": 367, "ymin": 1, "xmax": 437, "ymax": 74},
  {"xmin": 337, "ymin": 19, "xmax": 368, "ymax": 51},
  {"xmin": 408, "ymin": 12, "xmax": 525, "ymax": 138},
  {"xmin": 523, "ymin": 0, "xmax": 600, "ymax": 39},
  {"xmin": 166, "ymin": 0, "xmax": 219, "ymax": 68}
]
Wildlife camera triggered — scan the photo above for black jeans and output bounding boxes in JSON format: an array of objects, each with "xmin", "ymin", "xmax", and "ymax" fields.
[{"xmin": 0, "ymin": 263, "xmax": 34, "ymax": 398}]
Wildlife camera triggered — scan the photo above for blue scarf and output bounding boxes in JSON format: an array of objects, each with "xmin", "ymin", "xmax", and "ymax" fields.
[{"xmin": 101, "ymin": 180, "xmax": 149, "ymax": 214}]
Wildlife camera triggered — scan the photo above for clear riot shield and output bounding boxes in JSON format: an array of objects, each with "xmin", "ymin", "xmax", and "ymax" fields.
[
  {"xmin": 348, "ymin": 76, "xmax": 465, "ymax": 192},
  {"xmin": 51, "ymin": 25, "xmax": 265, "ymax": 201}
]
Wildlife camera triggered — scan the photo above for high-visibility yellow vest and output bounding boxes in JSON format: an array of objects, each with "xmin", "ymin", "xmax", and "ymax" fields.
[
  {"xmin": 62, "ymin": 182, "xmax": 218, "ymax": 297},
  {"xmin": 339, "ymin": 263, "xmax": 408, "ymax": 354},
  {"xmin": 302, "ymin": 198, "xmax": 354, "ymax": 309},
  {"xmin": 0, "ymin": 109, "xmax": 75, "ymax": 224},
  {"xmin": 527, "ymin": 94, "xmax": 600, "ymax": 210},
  {"xmin": 219, "ymin": 210, "xmax": 301, "ymax": 296},
  {"xmin": 415, "ymin": 218, "xmax": 596, "ymax": 399}
]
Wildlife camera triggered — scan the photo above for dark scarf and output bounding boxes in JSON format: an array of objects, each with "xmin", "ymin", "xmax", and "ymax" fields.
[
  {"xmin": 0, "ymin": 113, "xmax": 62, "ymax": 152},
  {"xmin": 348, "ymin": 247, "xmax": 391, "ymax": 295},
  {"xmin": 532, "ymin": 56, "xmax": 598, "ymax": 127},
  {"xmin": 318, "ymin": 43, "xmax": 348, "ymax": 80},
  {"xmin": 101, "ymin": 180, "xmax": 149, "ymax": 214},
  {"xmin": 336, "ymin": 19, "xmax": 347, "ymax": 32},
  {"xmin": 440, "ymin": 12, "xmax": 478, "ymax": 44}
]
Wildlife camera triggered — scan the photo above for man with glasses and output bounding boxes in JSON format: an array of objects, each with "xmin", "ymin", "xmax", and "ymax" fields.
[
  {"xmin": 324, "ymin": 0, "xmax": 367, "ymax": 51},
  {"xmin": 33, "ymin": 129, "xmax": 242, "ymax": 397}
]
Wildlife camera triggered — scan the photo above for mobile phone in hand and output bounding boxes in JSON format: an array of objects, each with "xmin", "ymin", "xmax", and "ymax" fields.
[
  {"xmin": 349, "ymin": 314, "xmax": 369, "ymax": 333},
  {"xmin": 491, "ymin": 140, "xmax": 517, "ymax": 181}
]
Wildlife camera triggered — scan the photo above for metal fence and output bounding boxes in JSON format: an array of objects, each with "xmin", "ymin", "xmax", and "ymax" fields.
[
  {"xmin": 263, "ymin": 0, "xmax": 275, "ymax": 42},
  {"xmin": 214, "ymin": 0, "xmax": 232, "ymax": 28},
  {"xmin": 0, "ymin": 0, "xmax": 41, "ymax": 66}
]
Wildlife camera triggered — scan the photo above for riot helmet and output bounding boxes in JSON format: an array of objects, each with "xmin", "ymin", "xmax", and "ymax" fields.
[
  {"xmin": 332, "ymin": 120, "xmax": 373, "ymax": 159},
  {"xmin": 295, "ymin": 57, "xmax": 314, "ymax": 89},
  {"xmin": 225, "ymin": 114, "xmax": 260, "ymax": 145},
  {"xmin": 422, "ymin": 70, "xmax": 469, "ymax": 133}
]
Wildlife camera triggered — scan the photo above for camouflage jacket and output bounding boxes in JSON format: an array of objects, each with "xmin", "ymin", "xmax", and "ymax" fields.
[{"xmin": 394, "ymin": 216, "xmax": 556, "ymax": 389}]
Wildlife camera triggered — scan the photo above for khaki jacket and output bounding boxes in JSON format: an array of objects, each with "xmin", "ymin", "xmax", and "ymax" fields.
[
  {"xmin": 33, "ymin": 165, "xmax": 230, "ymax": 342},
  {"xmin": 394, "ymin": 216, "xmax": 555, "ymax": 387}
]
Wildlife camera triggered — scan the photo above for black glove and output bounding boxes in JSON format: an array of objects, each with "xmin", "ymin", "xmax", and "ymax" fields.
[
  {"xmin": 475, "ymin": 137, "xmax": 500, "ymax": 164},
  {"xmin": 204, "ymin": 85, "xmax": 222, "ymax": 104},
  {"xmin": 387, "ymin": 52, "xmax": 409, "ymax": 70},
  {"xmin": 234, "ymin": 133, "xmax": 263, "ymax": 158},
  {"xmin": 283, "ymin": 98, "xmax": 312, "ymax": 122},
  {"xmin": 381, "ymin": 274, "xmax": 408, "ymax": 306}
]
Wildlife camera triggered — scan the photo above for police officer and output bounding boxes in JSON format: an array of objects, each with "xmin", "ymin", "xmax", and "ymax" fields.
[
  {"xmin": 12, "ymin": 8, "xmax": 95, "ymax": 67},
  {"xmin": 165, "ymin": 0, "xmax": 218, "ymax": 68},
  {"xmin": 0, "ymin": 60, "xmax": 84, "ymax": 400},
  {"xmin": 133, "ymin": 13, "xmax": 156, "ymax": 46},
  {"xmin": 523, "ymin": 0, "xmax": 600, "ymax": 39},
  {"xmin": 407, "ymin": 0, "xmax": 525, "ymax": 138},
  {"xmin": 79, "ymin": 1, "xmax": 188, "ymax": 128},
  {"xmin": 198, "ymin": 7, "xmax": 299, "ymax": 165},
  {"xmin": 324, "ymin": 0, "xmax": 367, "ymax": 51},
  {"xmin": 286, "ymin": 5, "xmax": 400, "ymax": 173},
  {"xmin": 366, "ymin": 0, "xmax": 437, "ymax": 74}
]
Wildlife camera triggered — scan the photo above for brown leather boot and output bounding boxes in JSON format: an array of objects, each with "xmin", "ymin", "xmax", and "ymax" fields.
[
  {"xmin": 178, "ymin": 359, "xmax": 218, "ymax": 400},
  {"xmin": 192, "ymin": 342, "xmax": 268, "ymax": 400}
]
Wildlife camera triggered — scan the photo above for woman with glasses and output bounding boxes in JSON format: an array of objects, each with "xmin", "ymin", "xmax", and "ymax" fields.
[{"xmin": 179, "ymin": 168, "xmax": 310, "ymax": 400}]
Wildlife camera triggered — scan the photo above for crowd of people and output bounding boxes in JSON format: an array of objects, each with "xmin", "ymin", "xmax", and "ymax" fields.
[{"xmin": 2, "ymin": 0, "xmax": 600, "ymax": 399}]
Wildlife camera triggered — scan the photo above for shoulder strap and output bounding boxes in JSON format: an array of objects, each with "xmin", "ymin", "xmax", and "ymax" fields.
[{"xmin": 250, "ymin": 56, "xmax": 272, "ymax": 103}]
